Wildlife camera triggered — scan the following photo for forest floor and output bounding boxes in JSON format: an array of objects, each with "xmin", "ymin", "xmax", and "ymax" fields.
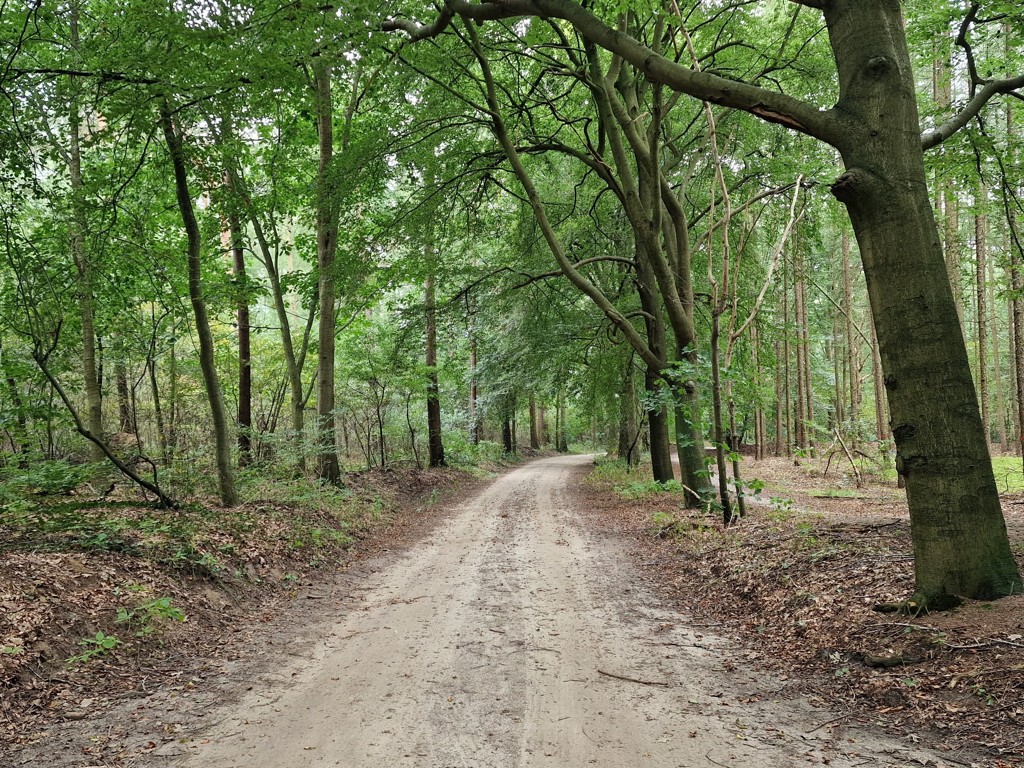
[
  {"xmin": 0, "ymin": 457, "xmax": 510, "ymax": 765},
  {"xmin": 579, "ymin": 452, "xmax": 1024, "ymax": 767},
  {"xmin": 2, "ymin": 452, "xmax": 1010, "ymax": 767}
]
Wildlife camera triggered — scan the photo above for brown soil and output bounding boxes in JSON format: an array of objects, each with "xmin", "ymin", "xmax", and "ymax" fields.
[
  {"xmin": 1, "ymin": 461, "xmax": 502, "ymax": 763},
  {"xmin": 5, "ymin": 454, "xmax": 986, "ymax": 768},
  {"xmin": 579, "ymin": 454, "xmax": 1024, "ymax": 767},
  {"xmin": 5, "ymin": 453, "xmax": 1022, "ymax": 767}
]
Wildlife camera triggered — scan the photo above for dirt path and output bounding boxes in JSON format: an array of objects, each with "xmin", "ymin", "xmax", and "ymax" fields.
[{"xmin": 101, "ymin": 454, "xmax": 950, "ymax": 768}]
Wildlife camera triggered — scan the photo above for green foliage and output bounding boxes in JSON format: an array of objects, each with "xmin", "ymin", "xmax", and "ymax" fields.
[
  {"xmin": 116, "ymin": 596, "xmax": 186, "ymax": 637},
  {"xmin": 0, "ymin": 461, "xmax": 101, "ymax": 509},
  {"xmin": 991, "ymin": 457, "xmax": 1024, "ymax": 494},
  {"xmin": 615, "ymin": 478, "xmax": 684, "ymax": 500},
  {"xmin": 67, "ymin": 631, "xmax": 121, "ymax": 665}
]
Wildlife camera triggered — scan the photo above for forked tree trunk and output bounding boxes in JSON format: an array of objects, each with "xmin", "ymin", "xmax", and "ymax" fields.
[{"xmin": 825, "ymin": 0, "xmax": 1019, "ymax": 605}]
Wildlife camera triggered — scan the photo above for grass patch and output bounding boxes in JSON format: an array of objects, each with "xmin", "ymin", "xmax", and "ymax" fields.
[
  {"xmin": 806, "ymin": 489, "xmax": 871, "ymax": 499},
  {"xmin": 992, "ymin": 457, "xmax": 1024, "ymax": 494}
]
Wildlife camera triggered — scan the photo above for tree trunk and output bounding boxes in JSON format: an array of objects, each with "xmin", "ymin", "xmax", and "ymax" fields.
[
  {"xmin": 159, "ymin": 103, "xmax": 238, "ymax": 506},
  {"xmin": 752, "ymin": 324, "xmax": 765, "ymax": 460},
  {"xmin": 795, "ymin": 242, "xmax": 814, "ymax": 452},
  {"xmin": 793, "ymin": 243, "xmax": 807, "ymax": 451},
  {"xmin": 425, "ymin": 270, "xmax": 445, "ymax": 467},
  {"xmin": 774, "ymin": 340, "xmax": 785, "ymax": 455},
  {"xmin": 975, "ymin": 184, "xmax": 989, "ymax": 446},
  {"xmin": 617, "ymin": 357, "xmax": 637, "ymax": 465},
  {"xmin": 1011, "ymin": 223, "xmax": 1024, "ymax": 466},
  {"xmin": 116, "ymin": 359, "xmax": 132, "ymax": 435},
  {"xmin": 529, "ymin": 393, "xmax": 540, "ymax": 450},
  {"xmin": 502, "ymin": 410, "xmax": 514, "ymax": 455},
  {"xmin": 825, "ymin": 0, "xmax": 1020, "ymax": 605},
  {"xmin": 869, "ymin": 312, "xmax": 888, "ymax": 443},
  {"xmin": 842, "ymin": 231, "xmax": 860, "ymax": 440},
  {"xmin": 68, "ymin": 6, "xmax": 103, "ymax": 463},
  {"xmin": 672, "ymin": 355, "xmax": 711, "ymax": 505},
  {"xmin": 231, "ymin": 210, "xmax": 253, "ymax": 465},
  {"xmin": 468, "ymin": 317, "xmax": 481, "ymax": 444},
  {"xmin": 991, "ymin": 248, "xmax": 1006, "ymax": 451},
  {"xmin": 782, "ymin": 246, "xmax": 793, "ymax": 457},
  {"xmin": 710, "ymin": 313, "xmax": 732, "ymax": 525},
  {"xmin": 314, "ymin": 62, "xmax": 342, "ymax": 484},
  {"xmin": 556, "ymin": 389, "xmax": 569, "ymax": 453}
]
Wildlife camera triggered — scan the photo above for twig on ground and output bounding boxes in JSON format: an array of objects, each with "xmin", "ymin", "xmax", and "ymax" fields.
[
  {"xmin": 805, "ymin": 712, "xmax": 851, "ymax": 733},
  {"xmin": 597, "ymin": 668, "xmax": 670, "ymax": 686}
]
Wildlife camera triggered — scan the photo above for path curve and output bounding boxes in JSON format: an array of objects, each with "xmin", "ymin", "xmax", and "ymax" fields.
[{"xmin": 170, "ymin": 455, "xmax": 950, "ymax": 767}]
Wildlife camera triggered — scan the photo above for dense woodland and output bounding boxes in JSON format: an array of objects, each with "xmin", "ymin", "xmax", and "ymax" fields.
[{"xmin": 0, "ymin": 0, "xmax": 1023, "ymax": 607}]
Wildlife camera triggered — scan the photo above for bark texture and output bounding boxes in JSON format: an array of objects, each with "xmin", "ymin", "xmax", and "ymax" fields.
[{"xmin": 824, "ymin": 0, "xmax": 1019, "ymax": 604}]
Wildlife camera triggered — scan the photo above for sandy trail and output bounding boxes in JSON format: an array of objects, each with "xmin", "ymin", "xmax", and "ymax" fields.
[{"xmin": 167, "ymin": 455, "xmax": 951, "ymax": 768}]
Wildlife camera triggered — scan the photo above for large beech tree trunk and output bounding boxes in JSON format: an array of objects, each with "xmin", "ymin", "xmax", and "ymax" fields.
[
  {"xmin": 825, "ymin": 0, "xmax": 1019, "ymax": 605},
  {"xmin": 421, "ymin": 0, "xmax": 1021, "ymax": 606}
]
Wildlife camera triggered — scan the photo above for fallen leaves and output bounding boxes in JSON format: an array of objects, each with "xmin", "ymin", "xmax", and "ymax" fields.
[{"xmin": 579, "ymin": 456, "xmax": 1024, "ymax": 762}]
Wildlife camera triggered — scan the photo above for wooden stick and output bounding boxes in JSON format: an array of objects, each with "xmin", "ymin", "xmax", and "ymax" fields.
[{"xmin": 597, "ymin": 668, "xmax": 670, "ymax": 686}]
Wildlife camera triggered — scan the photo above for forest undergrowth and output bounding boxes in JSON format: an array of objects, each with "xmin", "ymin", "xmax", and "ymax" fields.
[
  {"xmin": 0, "ymin": 457, "xmax": 511, "ymax": 751},
  {"xmin": 582, "ymin": 456, "xmax": 1024, "ymax": 767}
]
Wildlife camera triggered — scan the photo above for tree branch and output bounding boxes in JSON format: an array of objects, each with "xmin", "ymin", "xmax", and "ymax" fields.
[
  {"xmin": 923, "ymin": 74, "xmax": 1024, "ymax": 150},
  {"xmin": 388, "ymin": 0, "xmax": 843, "ymax": 146}
]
